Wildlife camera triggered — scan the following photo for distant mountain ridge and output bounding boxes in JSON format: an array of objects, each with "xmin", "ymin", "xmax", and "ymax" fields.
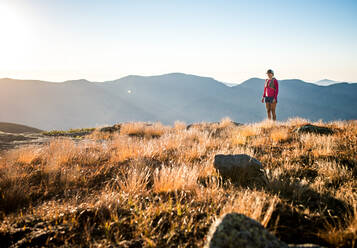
[
  {"xmin": 1, "ymin": 73, "xmax": 356, "ymax": 130},
  {"xmin": 315, "ymin": 79, "xmax": 342, "ymax": 86}
]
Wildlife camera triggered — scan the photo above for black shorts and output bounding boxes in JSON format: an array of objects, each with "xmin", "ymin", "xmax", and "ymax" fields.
[{"xmin": 264, "ymin": 97, "xmax": 274, "ymax": 103}]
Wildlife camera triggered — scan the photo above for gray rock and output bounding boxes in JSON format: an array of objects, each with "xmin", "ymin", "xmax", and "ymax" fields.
[
  {"xmin": 213, "ymin": 154, "xmax": 268, "ymax": 187},
  {"xmin": 294, "ymin": 124, "xmax": 334, "ymax": 135},
  {"xmin": 205, "ymin": 212, "xmax": 288, "ymax": 248},
  {"xmin": 99, "ymin": 123, "xmax": 121, "ymax": 133}
]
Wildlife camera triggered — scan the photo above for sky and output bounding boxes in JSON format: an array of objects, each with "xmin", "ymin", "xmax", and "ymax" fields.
[{"xmin": 0, "ymin": 0, "xmax": 356, "ymax": 84}]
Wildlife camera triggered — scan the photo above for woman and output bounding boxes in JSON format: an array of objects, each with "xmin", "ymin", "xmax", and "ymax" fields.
[{"xmin": 261, "ymin": 69, "xmax": 279, "ymax": 121}]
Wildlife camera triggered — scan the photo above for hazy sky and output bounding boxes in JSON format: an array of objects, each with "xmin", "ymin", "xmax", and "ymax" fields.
[{"xmin": 0, "ymin": 0, "xmax": 356, "ymax": 84}]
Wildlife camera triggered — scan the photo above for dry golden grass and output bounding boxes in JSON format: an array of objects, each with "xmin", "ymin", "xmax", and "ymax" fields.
[
  {"xmin": 114, "ymin": 166, "xmax": 151, "ymax": 195},
  {"xmin": 220, "ymin": 190, "xmax": 278, "ymax": 228},
  {"xmin": 109, "ymin": 136, "xmax": 143, "ymax": 163},
  {"xmin": 230, "ymin": 124, "xmax": 261, "ymax": 145},
  {"xmin": 270, "ymin": 128, "xmax": 289, "ymax": 143},
  {"xmin": 218, "ymin": 116, "xmax": 234, "ymax": 128},
  {"xmin": 239, "ymin": 124, "xmax": 261, "ymax": 137},
  {"xmin": 120, "ymin": 121, "xmax": 168, "ymax": 138},
  {"xmin": 153, "ymin": 164, "xmax": 199, "ymax": 193},
  {"xmin": 285, "ymin": 117, "xmax": 310, "ymax": 126},
  {"xmin": 173, "ymin": 120, "xmax": 187, "ymax": 131},
  {"xmin": 88, "ymin": 129, "xmax": 116, "ymax": 140},
  {"xmin": 194, "ymin": 176, "xmax": 224, "ymax": 202},
  {"xmin": 0, "ymin": 119, "xmax": 356, "ymax": 247},
  {"xmin": 300, "ymin": 133, "xmax": 337, "ymax": 156},
  {"xmin": 253, "ymin": 119, "xmax": 278, "ymax": 129},
  {"xmin": 5, "ymin": 145, "xmax": 43, "ymax": 165},
  {"xmin": 315, "ymin": 160, "xmax": 353, "ymax": 185}
]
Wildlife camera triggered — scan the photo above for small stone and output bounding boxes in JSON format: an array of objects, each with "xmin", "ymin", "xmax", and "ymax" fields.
[
  {"xmin": 99, "ymin": 124, "xmax": 121, "ymax": 133},
  {"xmin": 294, "ymin": 124, "xmax": 334, "ymax": 135},
  {"xmin": 205, "ymin": 212, "xmax": 288, "ymax": 248},
  {"xmin": 213, "ymin": 154, "xmax": 268, "ymax": 187}
]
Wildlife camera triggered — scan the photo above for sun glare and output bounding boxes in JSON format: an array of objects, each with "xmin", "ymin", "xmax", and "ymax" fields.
[
  {"xmin": 0, "ymin": 3, "xmax": 29, "ymax": 37},
  {"xmin": 0, "ymin": 3, "xmax": 33, "ymax": 68}
]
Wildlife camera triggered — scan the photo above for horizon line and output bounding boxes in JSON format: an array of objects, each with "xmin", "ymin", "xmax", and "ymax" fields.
[{"xmin": 0, "ymin": 72, "xmax": 354, "ymax": 85}]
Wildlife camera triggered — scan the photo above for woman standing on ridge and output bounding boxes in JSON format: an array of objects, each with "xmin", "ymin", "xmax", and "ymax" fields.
[{"xmin": 261, "ymin": 69, "xmax": 279, "ymax": 121}]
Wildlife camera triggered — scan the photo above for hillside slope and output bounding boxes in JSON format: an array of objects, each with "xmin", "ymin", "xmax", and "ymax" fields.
[{"xmin": 0, "ymin": 122, "xmax": 42, "ymax": 133}]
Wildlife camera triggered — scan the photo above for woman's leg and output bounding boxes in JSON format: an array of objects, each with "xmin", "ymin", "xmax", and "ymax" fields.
[
  {"xmin": 265, "ymin": 102, "xmax": 272, "ymax": 120},
  {"xmin": 271, "ymin": 102, "xmax": 277, "ymax": 121}
]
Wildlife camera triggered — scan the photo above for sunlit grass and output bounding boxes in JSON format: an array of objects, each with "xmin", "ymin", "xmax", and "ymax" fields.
[
  {"xmin": 270, "ymin": 128, "xmax": 289, "ymax": 143},
  {"xmin": 0, "ymin": 118, "xmax": 356, "ymax": 247}
]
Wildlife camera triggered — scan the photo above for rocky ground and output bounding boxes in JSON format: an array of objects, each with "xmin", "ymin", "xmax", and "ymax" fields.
[{"xmin": 0, "ymin": 132, "xmax": 49, "ymax": 152}]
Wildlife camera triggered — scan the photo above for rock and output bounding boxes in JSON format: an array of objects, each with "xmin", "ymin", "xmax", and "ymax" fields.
[
  {"xmin": 99, "ymin": 123, "xmax": 121, "ymax": 133},
  {"xmin": 219, "ymin": 121, "xmax": 244, "ymax": 127},
  {"xmin": 43, "ymin": 131, "xmax": 92, "ymax": 137},
  {"xmin": 205, "ymin": 212, "xmax": 288, "ymax": 248},
  {"xmin": 294, "ymin": 124, "xmax": 333, "ymax": 135},
  {"xmin": 213, "ymin": 154, "xmax": 268, "ymax": 187},
  {"xmin": 186, "ymin": 123, "xmax": 210, "ymax": 130}
]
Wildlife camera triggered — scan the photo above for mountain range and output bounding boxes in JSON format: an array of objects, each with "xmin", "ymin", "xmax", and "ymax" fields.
[
  {"xmin": 1, "ymin": 73, "xmax": 356, "ymax": 130},
  {"xmin": 314, "ymin": 79, "xmax": 345, "ymax": 86}
]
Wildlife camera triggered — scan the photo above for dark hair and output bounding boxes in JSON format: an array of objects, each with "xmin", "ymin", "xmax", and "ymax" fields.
[{"xmin": 266, "ymin": 69, "xmax": 274, "ymax": 75}]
